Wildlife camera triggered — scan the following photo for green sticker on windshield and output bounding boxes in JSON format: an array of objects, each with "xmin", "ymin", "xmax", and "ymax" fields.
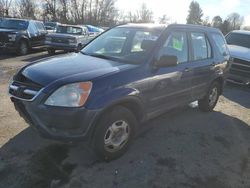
[{"xmin": 173, "ymin": 38, "xmax": 183, "ymax": 51}]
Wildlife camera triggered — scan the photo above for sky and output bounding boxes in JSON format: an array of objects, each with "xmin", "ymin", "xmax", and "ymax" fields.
[{"xmin": 115, "ymin": 0, "xmax": 250, "ymax": 25}]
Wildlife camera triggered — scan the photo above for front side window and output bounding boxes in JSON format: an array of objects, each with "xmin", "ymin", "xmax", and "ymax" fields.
[
  {"xmin": 212, "ymin": 33, "xmax": 228, "ymax": 55},
  {"xmin": 157, "ymin": 31, "xmax": 188, "ymax": 64},
  {"xmin": 82, "ymin": 27, "xmax": 163, "ymax": 64},
  {"xmin": 191, "ymin": 32, "xmax": 211, "ymax": 61}
]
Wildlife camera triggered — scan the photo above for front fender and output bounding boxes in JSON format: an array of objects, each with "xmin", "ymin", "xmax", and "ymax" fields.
[{"xmin": 88, "ymin": 87, "xmax": 143, "ymax": 110}]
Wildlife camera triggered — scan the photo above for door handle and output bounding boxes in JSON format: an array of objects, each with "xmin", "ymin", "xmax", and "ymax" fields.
[
  {"xmin": 211, "ymin": 62, "xmax": 216, "ymax": 66},
  {"xmin": 184, "ymin": 67, "xmax": 191, "ymax": 72}
]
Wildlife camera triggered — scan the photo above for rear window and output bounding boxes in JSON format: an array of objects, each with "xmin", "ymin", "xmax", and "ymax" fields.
[
  {"xmin": 212, "ymin": 33, "xmax": 228, "ymax": 56},
  {"xmin": 56, "ymin": 26, "xmax": 82, "ymax": 35},
  {"xmin": 0, "ymin": 19, "xmax": 28, "ymax": 30},
  {"xmin": 226, "ymin": 32, "xmax": 250, "ymax": 49}
]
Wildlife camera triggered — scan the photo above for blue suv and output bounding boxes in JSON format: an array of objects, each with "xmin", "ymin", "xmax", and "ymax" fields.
[{"xmin": 9, "ymin": 24, "xmax": 230, "ymax": 160}]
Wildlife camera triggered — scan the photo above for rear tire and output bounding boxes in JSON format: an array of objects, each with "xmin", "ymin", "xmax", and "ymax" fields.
[
  {"xmin": 198, "ymin": 82, "xmax": 220, "ymax": 112},
  {"xmin": 47, "ymin": 48, "xmax": 55, "ymax": 55},
  {"xmin": 92, "ymin": 106, "xmax": 137, "ymax": 161},
  {"xmin": 76, "ymin": 44, "xmax": 82, "ymax": 52},
  {"xmin": 17, "ymin": 40, "xmax": 29, "ymax": 55}
]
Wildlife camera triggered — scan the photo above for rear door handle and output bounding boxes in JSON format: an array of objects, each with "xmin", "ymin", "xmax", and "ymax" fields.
[{"xmin": 184, "ymin": 67, "xmax": 191, "ymax": 72}]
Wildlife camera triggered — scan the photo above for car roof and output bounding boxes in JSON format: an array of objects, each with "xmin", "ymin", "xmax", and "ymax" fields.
[
  {"xmin": 58, "ymin": 24, "xmax": 85, "ymax": 28},
  {"xmin": 117, "ymin": 23, "xmax": 220, "ymax": 33},
  {"xmin": 117, "ymin": 23, "xmax": 166, "ymax": 30},
  {"xmin": 230, "ymin": 30, "xmax": 250, "ymax": 35}
]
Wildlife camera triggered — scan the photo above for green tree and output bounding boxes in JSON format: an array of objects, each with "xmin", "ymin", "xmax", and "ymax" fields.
[{"xmin": 186, "ymin": 1, "xmax": 203, "ymax": 25}]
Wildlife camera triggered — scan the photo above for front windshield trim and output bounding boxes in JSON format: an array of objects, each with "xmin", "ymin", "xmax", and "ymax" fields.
[{"xmin": 80, "ymin": 51, "xmax": 139, "ymax": 65}]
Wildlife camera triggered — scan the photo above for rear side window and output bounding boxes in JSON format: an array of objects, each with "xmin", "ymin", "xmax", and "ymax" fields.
[
  {"xmin": 212, "ymin": 33, "xmax": 228, "ymax": 56},
  {"xmin": 191, "ymin": 32, "xmax": 211, "ymax": 61}
]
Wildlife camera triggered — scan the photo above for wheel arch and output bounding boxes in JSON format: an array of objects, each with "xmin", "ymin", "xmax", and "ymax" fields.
[
  {"xmin": 212, "ymin": 76, "xmax": 224, "ymax": 94},
  {"xmin": 87, "ymin": 97, "xmax": 145, "ymax": 139}
]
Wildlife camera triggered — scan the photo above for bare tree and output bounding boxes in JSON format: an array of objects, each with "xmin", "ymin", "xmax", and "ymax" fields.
[
  {"xmin": 226, "ymin": 12, "xmax": 244, "ymax": 30},
  {"xmin": 17, "ymin": 0, "xmax": 36, "ymax": 19},
  {"xmin": 0, "ymin": 0, "xmax": 12, "ymax": 17},
  {"xmin": 158, "ymin": 14, "xmax": 170, "ymax": 24},
  {"xmin": 137, "ymin": 3, "xmax": 153, "ymax": 23}
]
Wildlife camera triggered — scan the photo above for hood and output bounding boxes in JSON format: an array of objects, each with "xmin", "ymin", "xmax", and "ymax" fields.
[
  {"xmin": 0, "ymin": 28, "xmax": 19, "ymax": 33},
  {"xmin": 228, "ymin": 45, "xmax": 250, "ymax": 61},
  {"xmin": 48, "ymin": 33, "xmax": 78, "ymax": 39},
  {"xmin": 21, "ymin": 53, "xmax": 137, "ymax": 86}
]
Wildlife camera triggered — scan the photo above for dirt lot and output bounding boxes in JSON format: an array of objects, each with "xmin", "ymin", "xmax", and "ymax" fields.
[{"xmin": 0, "ymin": 51, "xmax": 250, "ymax": 188}]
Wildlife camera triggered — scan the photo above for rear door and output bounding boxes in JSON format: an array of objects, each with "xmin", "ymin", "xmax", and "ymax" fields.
[{"xmin": 188, "ymin": 31, "xmax": 214, "ymax": 100}]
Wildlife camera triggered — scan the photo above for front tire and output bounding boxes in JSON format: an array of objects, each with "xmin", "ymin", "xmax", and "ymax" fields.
[
  {"xmin": 17, "ymin": 40, "xmax": 29, "ymax": 55},
  {"xmin": 92, "ymin": 106, "xmax": 137, "ymax": 161},
  {"xmin": 198, "ymin": 82, "xmax": 220, "ymax": 112},
  {"xmin": 47, "ymin": 48, "xmax": 55, "ymax": 55}
]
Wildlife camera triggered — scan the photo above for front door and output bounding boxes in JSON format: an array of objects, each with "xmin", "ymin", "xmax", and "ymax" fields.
[{"xmin": 146, "ymin": 30, "xmax": 193, "ymax": 118}]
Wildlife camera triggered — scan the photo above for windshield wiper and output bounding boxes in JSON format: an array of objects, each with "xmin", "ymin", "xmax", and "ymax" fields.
[{"xmin": 81, "ymin": 52, "xmax": 113, "ymax": 60}]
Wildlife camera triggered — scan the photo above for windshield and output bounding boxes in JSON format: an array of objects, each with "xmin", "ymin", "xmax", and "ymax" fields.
[
  {"xmin": 56, "ymin": 26, "xmax": 82, "ymax": 35},
  {"xmin": 0, "ymin": 19, "xmax": 28, "ymax": 30},
  {"xmin": 45, "ymin": 22, "xmax": 57, "ymax": 30},
  {"xmin": 226, "ymin": 33, "xmax": 250, "ymax": 49},
  {"xmin": 45, "ymin": 22, "xmax": 56, "ymax": 27},
  {"xmin": 81, "ymin": 27, "xmax": 163, "ymax": 64}
]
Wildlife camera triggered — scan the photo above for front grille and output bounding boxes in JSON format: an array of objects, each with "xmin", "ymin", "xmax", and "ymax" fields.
[
  {"xmin": 0, "ymin": 32, "xmax": 9, "ymax": 43},
  {"xmin": 52, "ymin": 37, "xmax": 69, "ymax": 44},
  {"xmin": 9, "ymin": 74, "xmax": 43, "ymax": 101},
  {"xmin": 230, "ymin": 58, "xmax": 250, "ymax": 78}
]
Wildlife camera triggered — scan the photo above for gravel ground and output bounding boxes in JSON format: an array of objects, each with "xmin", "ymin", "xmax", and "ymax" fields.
[{"xmin": 0, "ymin": 51, "xmax": 250, "ymax": 188}]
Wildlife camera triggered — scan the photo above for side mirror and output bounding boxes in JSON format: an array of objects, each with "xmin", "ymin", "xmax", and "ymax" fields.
[{"xmin": 156, "ymin": 55, "xmax": 178, "ymax": 67}]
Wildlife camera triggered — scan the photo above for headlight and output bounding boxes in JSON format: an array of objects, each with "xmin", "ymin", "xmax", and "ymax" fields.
[
  {"xmin": 8, "ymin": 34, "xmax": 16, "ymax": 41},
  {"xmin": 45, "ymin": 82, "xmax": 92, "ymax": 107},
  {"xmin": 68, "ymin": 38, "xmax": 76, "ymax": 44}
]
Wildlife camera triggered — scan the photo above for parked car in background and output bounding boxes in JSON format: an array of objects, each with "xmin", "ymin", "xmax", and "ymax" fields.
[
  {"xmin": 44, "ymin": 21, "xmax": 60, "ymax": 33},
  {"xmin": 45, "ymin": 24, "xmax": 91, "ymax": 55},
  {"xmin": 226, "ymin": 30, "xmax": 250, "ymax": 85},
  {"xmin": 0, "ymin": 18, "xmax": 47, "ymax": 55},
  {"xmin": 86, "ymin": 25, "xmax": 104, "ymax": 36},
  {"xmin": 9, "ymin": 24, "xmax": 229, "ymax": 160}
]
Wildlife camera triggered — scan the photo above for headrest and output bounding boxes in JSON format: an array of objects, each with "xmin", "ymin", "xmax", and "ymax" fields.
[{"xmin": 141, "ymin": 40, "xmax": 155, "ymax": 51}]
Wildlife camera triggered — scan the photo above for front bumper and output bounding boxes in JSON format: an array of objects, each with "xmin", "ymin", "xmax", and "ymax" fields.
[
  {"xmin": 0, "ymin": 41, "xmax": 17, "ymax": 50},
  {"xmin": 11, "ymin": 95, "xmax": 100, "ymax": 141},
  {"xmin": 45, "ymin": 42, "xmax": 78, "ymax": 51}
]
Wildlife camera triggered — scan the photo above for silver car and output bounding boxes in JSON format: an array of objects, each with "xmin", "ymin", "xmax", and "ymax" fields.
[
  {"xmin": 226, "ymin": 30, "xmax": 250, "ymax": 85},
  {"xmin": 45, "ymin": 24, "xmax": 93, "ymax": 55}
]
